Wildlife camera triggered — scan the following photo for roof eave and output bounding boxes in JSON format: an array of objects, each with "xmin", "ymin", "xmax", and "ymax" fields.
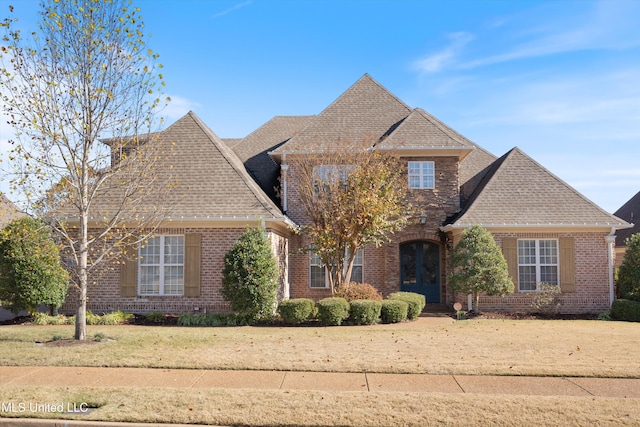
[{"xmin": 441, "ymin": 222, "xmax": 634, "ymax": 233}]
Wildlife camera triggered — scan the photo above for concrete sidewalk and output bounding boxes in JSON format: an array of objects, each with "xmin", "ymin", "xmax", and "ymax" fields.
[{"xmin": 2, "ymin": 365, "xmax": 640, "ymax": 398}]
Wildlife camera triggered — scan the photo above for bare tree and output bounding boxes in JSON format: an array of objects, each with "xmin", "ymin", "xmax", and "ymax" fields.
[
  {"xmin": 292, "ymin": 137, "xmax": 412, "ymax": 294},
  {"xmin": 0, "ymin": 0, "xmax": 171, "ymax": 339}
]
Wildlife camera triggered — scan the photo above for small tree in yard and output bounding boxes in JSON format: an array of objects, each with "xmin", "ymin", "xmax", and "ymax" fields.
[
  {"xmin": 294, "ymin": 137, "xmax": 412, "ymax": 294},
  {"xmin": 448, "ymin": 225, "xmax": 514, "ymax": 314},
  {"xmin": 0, "ymin": 217, "xmax": 69, "ymax": 314},
  {"xmin": 617, "ymin": 233, "xmax": 640, "ymax": 301},
  {"xmin": 222, "ymin": 227, "xmax": 279, "ymax": 323},
  {"xmin": 0, "ymin": 1, "xmax": 169, "ymax": 340}
]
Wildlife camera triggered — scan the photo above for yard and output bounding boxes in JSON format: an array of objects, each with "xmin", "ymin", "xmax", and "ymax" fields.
[{"xmin": 1, "ymin": 317, "xmax": 639, "ymax": 426}]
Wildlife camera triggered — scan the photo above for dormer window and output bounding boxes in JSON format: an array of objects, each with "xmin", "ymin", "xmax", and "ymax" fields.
[{"xmin": 408, "ymin": 161, "xmax": 435, "ymax": 189}]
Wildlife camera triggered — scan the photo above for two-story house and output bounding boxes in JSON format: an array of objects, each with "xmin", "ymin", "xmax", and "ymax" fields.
[{"xmin": 61, "ymin": 74, "xmax": 631, "ymax": 315}]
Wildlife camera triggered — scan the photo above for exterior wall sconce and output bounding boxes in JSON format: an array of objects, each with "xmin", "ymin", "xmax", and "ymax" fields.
[{"xmin": 419, "ymin": 213, "xmax": 427, "ymax": 225}]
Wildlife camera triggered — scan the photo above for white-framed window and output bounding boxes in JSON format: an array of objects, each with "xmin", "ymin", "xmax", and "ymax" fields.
[
  {"xmin": 517, "ymin": 239, "xmax": 559, "ymax": 291},
  {"xmin": 309, "ymin": 248, "xmax": 364, "ymax": 288},
  {"xmin": 312, "ymin": 165, "xmax": 354, "ymax": 192},
  {"xmin": 139, "ymin": 235, "xmax": 185, "ymax": 296},
  {"xmin": 408, "ymin": 161, "xmax": 435, "ymax": 189}
]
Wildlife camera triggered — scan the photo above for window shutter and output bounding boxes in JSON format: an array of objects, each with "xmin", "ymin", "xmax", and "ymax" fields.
[
  {"xmin": 502, "ymin": 238, "xmax": 518, "ymax": 291},
  {"xmin": 120, "ymin": 240, "xmax": 138, "ymax": 297},
  {"xmin": 184, "ymin": 233, "xmax": 201, "ymax": 297},
  {"xmin": 559, "ymin": 237, "xmax": 576, "ymax": 293}
]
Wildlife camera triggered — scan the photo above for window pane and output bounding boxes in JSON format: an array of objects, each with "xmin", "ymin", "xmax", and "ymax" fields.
[
  {"xmin": 310, "ymin": 266, "xmax": 326, "ymax": 288},
  {"xmin": 539, "ymin": 240, "xmax": 557, "ymax": 264},
  {"xmin": 140, "ymin": 237, "xmax": 160, "ymax": 265},
  {"xmin": 140, "ymin": 266, "xmax": 160, "ymax": 294},
  {"xmin": 164, "ymin": 236, "xmax": 184, "ymax": 265},
  {"xmin": 540, "ymin": 266, "xmax": 558, "ymax": 285},
  {"xmin": 518, "ymin": 240, "xmax": 536, "ymax": 264},
  {"xmin": 163, "ymin": 266, "xmax": 184, "ymax": 295},
  {"xmin": 350, "ymin": 266, "xmax": 363, "ymax": 283},
  {"xmin": 519, "ymin": 266, "xmax": 536, "ymax": 291},
  {"xmin": 423, "ymin": 175, "xmax": 434, "ymax": 189}
]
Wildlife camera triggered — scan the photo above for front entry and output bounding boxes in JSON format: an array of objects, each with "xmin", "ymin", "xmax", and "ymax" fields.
[{"xmin": 400, "ymin": 241, "xmax": 440, "ymax": 303}]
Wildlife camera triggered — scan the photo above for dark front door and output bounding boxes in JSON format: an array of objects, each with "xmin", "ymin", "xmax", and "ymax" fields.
[{"xmin": 400, "ymin": 241, "xmax": 440, "ymax": 303}]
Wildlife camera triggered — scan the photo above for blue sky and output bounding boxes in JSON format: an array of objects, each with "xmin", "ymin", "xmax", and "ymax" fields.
[{"xmin": 2, "ymin": 0, "xmax": 639, "ymax": 213}]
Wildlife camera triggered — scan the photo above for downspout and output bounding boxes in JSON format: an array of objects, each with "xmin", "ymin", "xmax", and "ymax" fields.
[
  {"xmin": 606, "ymin": 227, "xmax": 616, "ymax": 308},
  {"xmin": 281, "ymin": 153, "xmax": 289, "ymax": 214}
]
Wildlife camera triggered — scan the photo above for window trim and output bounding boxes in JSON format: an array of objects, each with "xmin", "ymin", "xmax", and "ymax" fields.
[
  {"xmin": 308, "ymin": 248, "xmax": 364, "ymax": 289},
  {"xmin": 408, "ymin": 161, "xmax": 435, "ymax": 189},
  {"xmin": 138, "ymin": 235, "xmax": 185, "ymax": 296},
  {"xmin": 517, "ymin": 238, "xmax": 559, "ymax": 292}
]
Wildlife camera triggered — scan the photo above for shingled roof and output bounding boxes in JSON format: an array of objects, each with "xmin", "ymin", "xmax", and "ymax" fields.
[
  {"xmin": 227, "ymin": 116, "xmax": 313, "ymax": 203},
  {"xmin": 70, "ymin": 112, "xmax": 287, "ymax": 224},
  {"xmin": 614, "ymin": 191, "xmax": 640, "ymax": 246},
  {"xmin": 445, "ymin": 147, "xmax": 630, "ymax": 230},
  {"xmin": 0, "ymin": 194, "xmax": 26, "ymax": 228},
  {"xmin": 272, "ymin": 74, "xmax": 412, "ymax": 154},
  {"xmin": 377, "ymin": 108, "xmax": 474, "ymax": 152}
]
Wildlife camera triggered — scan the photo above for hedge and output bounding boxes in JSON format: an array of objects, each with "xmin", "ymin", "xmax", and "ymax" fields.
[
  {"xmin": 316, "ymin": 297, "xmax": 350, "ymax": 326},
  {"xmin": 610, "ymin": 299, "xmax": 640, "ymax": 322},
  {"xmin": 335, "ymin": 282, "xmax": 383, "ymax": 301},
  {"xmin": 388, "ymin": 292, "xmax": 426, "ymax": 320},
  {"xmin": 380, "ymin": 299, "xmax": 408, "ymax": 323},
  {"xmin": 349, "ymin": 299, "xmax": 382, "ymax": 325},
  {"xmin": 277, "ymin": 298, "xmax": 316, "ymax": 324}
]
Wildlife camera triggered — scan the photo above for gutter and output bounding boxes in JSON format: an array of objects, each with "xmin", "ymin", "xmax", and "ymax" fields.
[
  {"xmin": 606, "ymin": 227, "xmax": 617, "ymax": 308},
  {"xmin": 441, "ymin": 223, "xmax": 633, "ymax": 232}
]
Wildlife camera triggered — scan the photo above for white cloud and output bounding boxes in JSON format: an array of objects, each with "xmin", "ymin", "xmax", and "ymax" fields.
[
  {"xmin": 413, "ymin": 32, "xmax": 474, "ymax": 74},
  {"xmin": 161, "ymin": 95, "xmax": 201, "ymax": 122}
]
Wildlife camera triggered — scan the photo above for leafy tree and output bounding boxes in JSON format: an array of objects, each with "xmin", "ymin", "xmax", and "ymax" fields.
[
  {"xmin": 617, "ymin": 233, "xmax": 640, "ymax": 301},
  {"xmin": 222, "ymin": 227, "xmax": 279, "ymax": 323},
  {"xmin": 0, "ymin": 1, "xmax": 169, "ymax": 339},
  {"xmin": 448, "ymin": 225, "xmax": 514, "ymax": 314},
  {"xmin": 0, "ymin": 217, "xmax": 69, "ymax": 314},
  {"xmin": 293, "ymin": 138, "xmax": 412, "ymax": 293}
]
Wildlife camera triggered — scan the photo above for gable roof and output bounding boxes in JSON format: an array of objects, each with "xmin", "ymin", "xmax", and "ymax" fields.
[
  {"xmin": 0, "ymin": 194, "xmax": 26, "ymax": 228},
  {"xmin": 66, "ymin": 112, "xmax": 288, "ymax": 224},
  {"xmin": 228, "ymin": 116, "xmax": 313, "ymax": 202},
  {"xmin": 614, "ymin": 191, "xmax": 640, "ymax": 246},
  {"xmin": 272, "ymin": 74, "xmax": 412, "ymax": 154},
  {"xmin": 445, "ymin": 147, "xmax": 631, "ymax": 230},
  {"xmin": 376, "ymin": 108, "xmax": 474, "ymax": 152}
]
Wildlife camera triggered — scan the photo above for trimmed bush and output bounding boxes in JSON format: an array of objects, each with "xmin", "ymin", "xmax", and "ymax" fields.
[
  {"xmin": 610, "ymin": 299, "xmax": 640, "ymax": 322},
  {"xmin": 349, "ymin": 299, "xmax": 382, "ymax": 325},
  {"xmin": 388, "ymin": 292, "xmax": 426, "ymax": 320},
  {"xmin": 316, "ymin": 297, "xmax": 350, "ymax": 326},
  {"xmin": 380, "ymin": 299, "xmax": 408, "ymax": 323},
  {"xmin": 222, "ymin": 227, "xmax": 279, "ymax": 323},
  {"xmin": 278, "ymin": 298, "xmax": 316, "ymax": 324},
  {"xmin": 177, "ymin": 313, "xmax": 249, "ymax": 327},
  {"xmin": 617, "ymin": 233, "xmax": 640, "ymax": 301},
  {"xmin": 335, "ymin": 282, "xmax": 383, "ymax": 301}
]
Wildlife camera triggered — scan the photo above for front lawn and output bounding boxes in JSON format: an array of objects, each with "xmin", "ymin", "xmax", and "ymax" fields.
[{"xmin": 1, "ymin": 318, "xmax": 639, "ymax": 378}]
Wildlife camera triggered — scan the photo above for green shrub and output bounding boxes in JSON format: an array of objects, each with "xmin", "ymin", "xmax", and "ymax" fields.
[
  {"xmin": 617, "ymin": 233, "xmax": 640, "ymax": 301},
  {"xmin": 146, "ymin": 312, "xmax": 165, "ymax": 323},
  {"xmin": 85, "ymin": 311, "xmax": 132, "ymax": 325},
  {"xmin": 348, "ymin": 299, "xmax": 382, "ymax": 325},
  {"xmin": 335, "ymin": 282, "xmax": 383, "ymax": 301},
  {"xmin": 277, "ymin": 298, "xmax": 315, "ymax": 324},
  {"xmin": 93, "ymin": 332, "xmax": 107, "ymax": 342},
  {"xmin": 316, "ymin": 297, "xmax": 350, "ymax": 326},
  {"xmin": 33, "ymin": 313, "xmax": 74, "ymax": 325},
  {"xmin": 177, "ymin": 313, "xmax": 249, "ymax": 327},
  {"xmin": 380, "ymin": 299, "xmax": 408, "ymax": 323},
  {"xmin": 222, "ymin": 227, "xmax": 279, "ymax": 323},
  {"xmin": 610, "ymin": 299, "xmax": 640, "ymax": 322},
  {"xmin": 0, "ymin": 217, "xmax": 70, "ymax": 314},
  {"xmin": 388, "ymin": 292, "xmax": 425, "ymax": 320}
]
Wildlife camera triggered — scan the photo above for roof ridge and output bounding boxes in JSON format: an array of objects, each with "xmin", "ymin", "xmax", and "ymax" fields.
[{"xmin": 186, "ymin": 112, "xmax": 283, "ymax": 217}]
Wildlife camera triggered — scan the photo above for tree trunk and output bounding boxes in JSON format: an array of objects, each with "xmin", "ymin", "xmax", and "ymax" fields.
[{"xmin": 473, "ymin": 291, "xmax": 480, "ymax": 314}]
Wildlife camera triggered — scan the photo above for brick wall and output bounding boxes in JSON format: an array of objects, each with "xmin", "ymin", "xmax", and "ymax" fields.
[
  {"xmin": 446, "ymin": 231, "xmax": 612, "ymax": 314},
  {"xmin": 284, "ymin": 155, "xmax": 460, "ymax": 302},
  {"xmin": 62, "ymin": 226, "xmax": 289, "ymax": 315}
]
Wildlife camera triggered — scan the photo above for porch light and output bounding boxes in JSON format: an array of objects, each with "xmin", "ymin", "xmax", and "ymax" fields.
[{"xmin": 419, "ymin": 213, "xmax": 427, "ymax": 225}]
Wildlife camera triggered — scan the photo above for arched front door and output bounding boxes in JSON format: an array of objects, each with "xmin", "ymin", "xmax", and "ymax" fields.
[{"xmin": 400, "ymin": 241, "xmax": 440, "ymax": 303}]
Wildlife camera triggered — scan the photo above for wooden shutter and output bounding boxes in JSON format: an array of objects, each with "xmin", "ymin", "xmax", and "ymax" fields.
[
  {"xmin": 184, "ymin": 233, "xmax": 201, "ymax": 297},
  {"xmin": 559, "ymin": 237, "xmax": 576, "ymax": 293},
  {"xmin": 120, "ymin": 240, "xmax": 138, "ymax": 297},
  {"xmin": 502, "ymin": 238, "xmax": 518, "ymax": 292}
]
